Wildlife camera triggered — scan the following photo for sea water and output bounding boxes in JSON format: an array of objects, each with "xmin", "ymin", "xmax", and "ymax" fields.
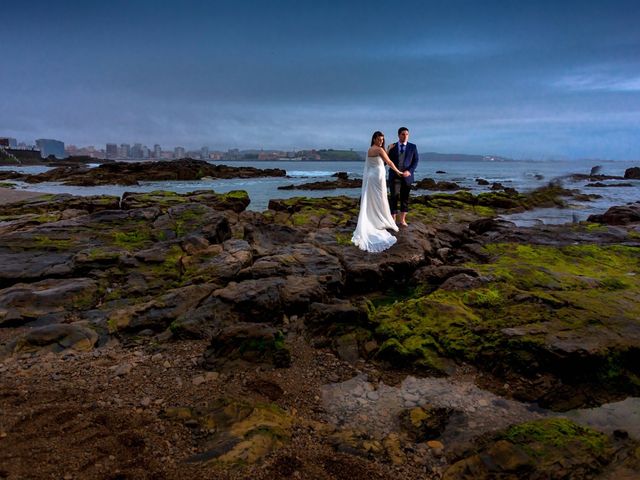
[{"xmin": 3, "ymin": 159, "xmax": 639, "ymax": 225}]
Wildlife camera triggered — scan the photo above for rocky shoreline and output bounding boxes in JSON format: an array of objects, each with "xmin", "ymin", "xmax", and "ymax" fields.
[
  {"xmin": 1, "ymin": 176, "xmax": 640, "ymax": 478},
  {"xmin": 0, "ymin": 158, "xmax": 286, "ymax": 186}
]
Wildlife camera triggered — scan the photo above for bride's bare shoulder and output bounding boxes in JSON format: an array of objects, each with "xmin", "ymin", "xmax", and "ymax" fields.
[{"xmin": 367, "ymin": 146, "xmax": 382, "ymax": 157}]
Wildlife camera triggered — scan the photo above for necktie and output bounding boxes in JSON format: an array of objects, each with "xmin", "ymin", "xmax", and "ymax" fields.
[{"xmin": 400, "ymin": 144, "xmax": 405, "ymax": 154}]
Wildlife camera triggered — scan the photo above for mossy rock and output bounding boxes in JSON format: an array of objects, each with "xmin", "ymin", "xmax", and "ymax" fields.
[
  {"xmin": 121, "ymin": 189, "xmax": 250, "ymax": 213},
  {"xmin": 327, "ymin": 430, "xmax": 406, "ymax": 464},
  {"xmin": 372, "ymin": 293, "xmax": 485, "ymax": 371},
  {"xmin": 163, "ymin": 398, "xmax": 292, "ymax": 465},
  {"xmin": 407, "ymin": 184, "xmax": 577, "ymax": 223},
  {"xmin": 266, "ymin": 196, "xmax": 358, "ymax": 228},
  {"xmin": 0, "ymin": 194, "xmax": 120, "ymax": 216},
  {"xmin": 369, "ymin": 242, "xmax": 640, "ymax": 403},
  {"xmin": 444, "ymin": 418, "xmax": 617, "ymax": 480},
  {"xmin": 399, "ymin": 405, "xmax": 453, "ymax": 442}
]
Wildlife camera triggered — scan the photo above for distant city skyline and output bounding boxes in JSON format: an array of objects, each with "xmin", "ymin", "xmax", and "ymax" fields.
[
  {"xmin": 7, "ymin": 136, "xmax": 353, "ymax": 153},
  {"xmin": 1, "ymin": 1, "xmax": 639, "ymax": 160},
  {"xmin": 4, "ymin": 134, "xmax": 636, "ymax": 162}
]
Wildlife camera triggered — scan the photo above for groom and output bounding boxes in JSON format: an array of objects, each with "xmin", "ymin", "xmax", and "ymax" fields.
[{"xmin": 388, "ymin": 127, "xmax": 419, "ymax": 226}]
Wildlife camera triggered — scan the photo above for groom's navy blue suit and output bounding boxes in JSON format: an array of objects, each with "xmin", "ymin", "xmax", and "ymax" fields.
[{"xmin": 388, "ymin": 142, "xmax": 419, "ymax": 213}]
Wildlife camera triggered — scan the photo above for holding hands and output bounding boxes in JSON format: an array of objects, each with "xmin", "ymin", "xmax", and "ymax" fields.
[
  {"xmin": 386, "ymin": 142, "xmax": 409, "ymax": 177},
  {"xmin": 376, "ymin": 146, "xmax": 402, "ymax": 176}
]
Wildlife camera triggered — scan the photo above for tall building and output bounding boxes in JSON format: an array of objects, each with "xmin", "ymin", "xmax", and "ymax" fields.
[
  {"xmin": 131, "ymin": 143, "xmax": 143, "ymax": 159},
  {"xmin": 201, "ymin": 146, "xmax": 209, "ymax": 160},
  {"xmin": 106, "ymin": 143, "xmax": 118, "ymax": 159},
  {"xmin": 0, "ymin": 137, "xmax": 17, "ymax": 148},
  {"xmin": 174, "ymin": 146, "xmax": 185, "ymax": 159},
  {"xmin": 35, "ymin": 138, "xmax": 66, "ymax": 159},
  {"xmin": 153, "ymin": 144, "xmax": 162, "ymax": 159},
  {"xmin": 141, "ymin": 145, "xmax": 150, "ymax": 159},
  {"xmin": 119, "ymin": 144, "xmax": 131, "ymax": 159}
]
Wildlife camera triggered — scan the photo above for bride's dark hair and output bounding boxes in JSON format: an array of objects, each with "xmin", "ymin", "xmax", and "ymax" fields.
[{"xmin": 370, "ymin": 131, "xmax": 385, "ymax": 148}]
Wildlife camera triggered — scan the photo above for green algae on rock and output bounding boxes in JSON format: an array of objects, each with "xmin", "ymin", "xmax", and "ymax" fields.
[
  {"xmin": 0, "ymin": 194, "xmax": 120, "ymax": 217},
  {"xmin": 399, "ymin": 405, "xmax": 453, "ymax": 442},
  {"xmin": 268, "ymin": 195, "xmax": 358, "ymax": 229},
  {"xmin": 368, "ymin": 242, "xmax": 640, "ymax": 407},
  {"xmin": 443, "ymin": 418, "xmax": 626, "ymax": 480},
  {"xmin": 163, "ymin": 398, "xmax": 292, "ymax": 465},
  {"xmin": 264, "ymin": 183, "xmax": 585, "ymax": 229},
  {"xmin": 121, "ymin": 189, "xmax": 250, "ymax": 213}
]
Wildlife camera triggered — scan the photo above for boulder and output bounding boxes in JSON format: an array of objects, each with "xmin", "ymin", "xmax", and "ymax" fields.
[
  {"xmin": 106, "ymin": 284, "xmax": 216, "ymax": 333},
  {"xmin": 411, "ymin": 265, "xmax": 480, "ymax": 286},
  {"xmin": 150, "ymin": 203, "xmax": 232, "ymax": 244},
  {"xmin": 238, "ymin": 243, "xmax": 344, "ymax": 291},
  {"xmin": 169, "ymin": 296, "xmax": 238, "ymax": 339},
  {"xmin": 182, "ymin": 239, "xmax": 253, "ymax": 283},
  {"xmin": 1, "ymin": 323, "xmax": 99, "ymax": 357},
  {"xmin": 214, "ymin": 278, "xmax": 285, "ymax": 321},
  {"xmin": 439, "ymin": 273, "xmax": 488, "ymax": 291},
  {"xmin": 304, "ymin": 301, "xmax": 365, "ymax": 336},
  {"xmin": 0, "ymin": 277, "xmax": 98, "ymax": 326},
  {"xmin": 587, "ymin": 203, "xmax": 640, "ymax": 225},
  {"xmin": 624, "ymin": 167, "xmax": 640, "ymax": 179}
]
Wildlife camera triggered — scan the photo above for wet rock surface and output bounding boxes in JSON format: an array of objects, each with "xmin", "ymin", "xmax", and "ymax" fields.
[
  {"xmin": 587, "ymin": 201, "xmax": 640, "ymax": 225},
  {"xmin": 414, "ymin": 178, "xmax": 464, "ymax": 191}
]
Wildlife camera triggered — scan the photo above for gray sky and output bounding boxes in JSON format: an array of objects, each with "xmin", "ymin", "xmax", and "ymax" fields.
[{"xmin": 1, "ymin": 0, "xmax": 639, "ymax": 159}]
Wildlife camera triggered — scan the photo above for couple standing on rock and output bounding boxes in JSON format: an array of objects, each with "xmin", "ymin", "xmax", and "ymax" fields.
[{"xmin": 351, "ymin": 127, "xmax": 419, "ymax": 253}]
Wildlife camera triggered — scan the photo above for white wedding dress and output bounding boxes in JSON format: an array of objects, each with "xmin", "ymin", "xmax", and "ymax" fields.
[{"xmin": 351, "ymin": 155, "xmax": 399, "ymax": 253}]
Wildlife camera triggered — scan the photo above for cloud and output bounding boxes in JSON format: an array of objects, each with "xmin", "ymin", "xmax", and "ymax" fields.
[{"xmin": 553, "ymin": 73, "xmax": 640, "ymax": 92}]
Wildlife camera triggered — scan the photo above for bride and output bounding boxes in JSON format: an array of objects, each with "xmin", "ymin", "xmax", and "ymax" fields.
[{"xmin": 351, "ymin": 131, "xmax": 404, "ymax": 253}]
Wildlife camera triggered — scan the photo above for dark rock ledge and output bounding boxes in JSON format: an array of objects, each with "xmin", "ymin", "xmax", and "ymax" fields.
[{"xmin": 0, "ymin": 158, "xmax": 286, "ymax": 186}]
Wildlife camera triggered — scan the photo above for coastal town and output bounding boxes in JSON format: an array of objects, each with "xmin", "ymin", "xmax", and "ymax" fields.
[{"xmin": 0, "ymin": 136, "xmax": 361, "ymax": 163}]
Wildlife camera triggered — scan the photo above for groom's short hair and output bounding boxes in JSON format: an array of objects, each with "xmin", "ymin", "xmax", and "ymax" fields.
[{"xmin": 398, "ymin": 127, "xmax": 409, "ymax": 135}]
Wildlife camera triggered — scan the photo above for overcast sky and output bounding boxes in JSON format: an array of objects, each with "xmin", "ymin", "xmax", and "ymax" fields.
[{"xmin": 1, "ymin": 0, "xmax": 639, "ymax": 159}]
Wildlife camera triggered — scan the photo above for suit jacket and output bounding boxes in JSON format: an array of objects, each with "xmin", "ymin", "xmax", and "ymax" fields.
[{"xmin": 388, "ymin": 142, "xmax": 419, "ymax": 185}]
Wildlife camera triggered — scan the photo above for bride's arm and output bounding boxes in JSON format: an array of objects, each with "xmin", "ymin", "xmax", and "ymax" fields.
[{"xmin": 379, "ymin": 148, "xmax": 402, "ymax": 175}]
